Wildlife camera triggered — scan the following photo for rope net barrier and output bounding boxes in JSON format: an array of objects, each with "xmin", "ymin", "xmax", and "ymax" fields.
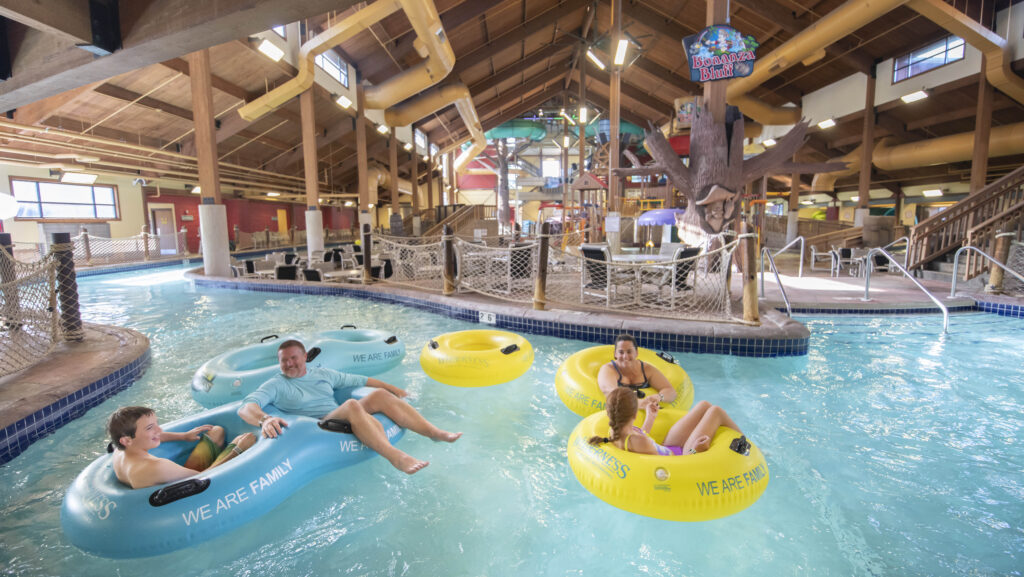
[
  {"xmin": 0, "ymin": 249, "xmax": 61, "ymax": 377},
  {"xmin": 372, "ymin": 234, "xmax": 445, "ymax": 292},
  {"xmin": 70, "ymin": 231, "xmax": 187, "ymax": 266}
]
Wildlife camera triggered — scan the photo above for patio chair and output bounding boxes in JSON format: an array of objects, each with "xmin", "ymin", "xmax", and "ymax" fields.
[
  {"xmin": 647, "ymin": 246, "xmax": 701, "ymax": 308},
  {"xmin": 809, "ymin": 245, "xmax": 832, "ymax": 271},
  {"xmin": 274, "ymin": 264, "xmax": 298, "ymax": 280},
  {"xmin": 302, "ymin": 268, "xmax": 323, "ymax": 282},
  {"xmin": 579, "ymin": 243, "xmax": 637, "ymax": 306}
]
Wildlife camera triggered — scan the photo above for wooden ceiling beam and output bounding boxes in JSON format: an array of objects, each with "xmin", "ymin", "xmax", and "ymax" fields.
[
  {"xmin": 452, "ymin": 0, "xmax": 591, "ymax": 77},
  {"xmin": 583, "ymin": 60, "xmax": 673, "ymax": 119},
  {"xmin": 360, "ymin": 0, "xmax": 505, "ymax": 76},
  {"xmin": 629, "ymin": 58, "xmax": 697, "ymax": 98},
  {"xmin": 0, "ymin": 0, "xmax": 91, "ymax": 45},
  {"xmin": 12, "ymin": 80, "xmax": 103, "ymax": 126},
  {"xmin": 567, "ymin": 80, "xmax": 650, "ymax": 127},
  {"xmin": 93, "ymin": 83, "xmax": 293, "ymax": 151},
  {"xmin": 731, "ymin": 0, "xmax": 874, "ymax": 74},
  {"xmin": 0, "ymin": 0, "xmax": 362, "ymax": 111},
  {"xmin": 474, "ymin": 66, "xmax": 569, "ymax": 119},
  {"xmin": 609, "ymin": 0, "xmax": 700, "ymax": 42},
  {"xmin": 469, "ymin": 41, "xmax": 573, "ymax": 96}
]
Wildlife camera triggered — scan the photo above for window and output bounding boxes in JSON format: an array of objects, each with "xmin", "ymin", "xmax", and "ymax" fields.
[
  {"xmin": 315, "ymin": 49, "xmax": 349, "ymax": 87},
  {"xmin": 414, "ymin": 130, "xmax": 427, "ymax": 152},
  {"xmin": 272, "ymin": 25, "xmax": 286, "ymax": 38},
  {"xmin": 542, "ymin": 158, "xmax": 561, "ymax": 178},
  {"xmin": 11, "ymin": 178, "xmax": 119, "ymax": 221},
  {"xmin": 893, "ymin": 36, "xmax": 964, "ymax": 83}
]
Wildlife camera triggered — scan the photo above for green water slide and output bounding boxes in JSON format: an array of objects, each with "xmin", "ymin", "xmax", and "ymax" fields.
[{"xmin": 485, "ymin": 120, "xmax": 548, "ymax": 141}]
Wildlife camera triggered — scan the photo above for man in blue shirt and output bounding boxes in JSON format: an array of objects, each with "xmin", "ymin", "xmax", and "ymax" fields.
[{"xmin": 239, "ymin": 339, "xmax": 461, "ymax": 474}]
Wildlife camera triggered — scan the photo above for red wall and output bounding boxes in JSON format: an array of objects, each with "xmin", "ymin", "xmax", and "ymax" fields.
[
  {"xmin": 459, "ymin": 174, "xmax": 496, "ymax": 189},
  {"xmin": 146, "ymin": 194, "xmax": 357, "ymax": 253}
]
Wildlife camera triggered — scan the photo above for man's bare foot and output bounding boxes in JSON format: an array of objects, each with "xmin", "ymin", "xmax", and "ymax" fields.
[
  {"xmin": 430, "ymin": 430, "xmax": 462, "ymax": 443},
  {"xmin": 391, "ymin": 453, "xmax": 430, "ymax": 474}
]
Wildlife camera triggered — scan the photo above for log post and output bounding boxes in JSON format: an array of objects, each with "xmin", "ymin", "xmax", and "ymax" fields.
[
  {"xmin": 442, "ymin": 224, "xmax": 456, "ymax": 296},
  {"xmin": 361, "ymin": 223, "xmax": 373, "ymax": 284},
  {"xmin": 51, "ymin": 232, "xmax": 84, "ymax": 341},
  {"xmin": 534, "ymin": 222, "xmax": 550, "ymax": 310},
  {"xmin": 740, "ymin": 222, "xmax": 760, "ymax": 324},
  {"xmin": 985, "ymin": 231, "xmax": 1015, "ymax": 293}
]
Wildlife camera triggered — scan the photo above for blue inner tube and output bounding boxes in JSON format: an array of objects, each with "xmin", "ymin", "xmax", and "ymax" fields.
[
  {"xmin": 61, "ymin": 387, "xmax": 403, "ymax": 559},
  {"xmin": 191, "ymin": 328, "xmax": 406, "ymax": 408}
]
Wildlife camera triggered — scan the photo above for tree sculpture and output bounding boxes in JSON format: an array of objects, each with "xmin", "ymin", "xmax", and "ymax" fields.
[{"xmin": 615, "ymin": 103, "xmax": 847, "ymax": 239}]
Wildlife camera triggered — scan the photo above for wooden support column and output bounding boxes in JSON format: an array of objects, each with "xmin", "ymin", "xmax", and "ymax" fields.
[
  {"xmin": 447, "ymin": 151, "xmax": 455, "ymax": 205},
  {"xmin": 787, "ymin": 159, "xmax": 801, "ymax": 243},
  {"xmin": 188, "ymin": 48, "xmax": 230, "ymax": 277},
  {"xmin": 857, "ymin": 70, "xmax": 876, "ymax": 219},
  {"xmin": 389, "ymin": 127, "xmax": 399, "ymax": 214},
  {"xmin": 608, "ymin": 0, "xmax": 622, "ymax": 214},
  {"xmin": 971, "ymin": 54, "xmax": 994, "ymax": 195},
  {"xmin": 356, "ymin": 75, "xmax": 370, "ymax": 229},
  {"xmin": 300, "ymin": 90, "xmax": 319, "ymax": 206},
  {"xmin": 410, "ymin": 147, "xmax": 420, "ymax": 213},
  {"xmin": 188, "ymin": 49, "xmax": 220, "ymax": 205},
  {"xmin": 704, "ymin": 0, "xmax": 729, "ymax": 124},
  {"xmin": 426, "ymin": 143, "xmax": 434, "ymax": 210},
  {"xmin": 561, "ymin": 114, "xmax": 569, "ymax": 231}
]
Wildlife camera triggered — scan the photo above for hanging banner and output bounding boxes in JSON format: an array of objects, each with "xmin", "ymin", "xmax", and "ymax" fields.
[{"xmin": 682, "ymin": 25, "xmax": 759, "ymax": 83}]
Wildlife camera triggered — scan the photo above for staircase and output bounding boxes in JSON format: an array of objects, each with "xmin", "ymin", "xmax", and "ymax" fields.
[
  {"xmin": 423, "ymin": 204, "xmax": 489, "ymax": 237},
  {"xmin": 909, "ymin": 164, "xmax": 1024, "ymax": 279}
]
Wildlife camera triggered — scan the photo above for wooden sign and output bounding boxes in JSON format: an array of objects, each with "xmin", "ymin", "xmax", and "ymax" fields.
[{"xmin": 682, "ymin": 25, "xmax": 759, "ymax": 83}]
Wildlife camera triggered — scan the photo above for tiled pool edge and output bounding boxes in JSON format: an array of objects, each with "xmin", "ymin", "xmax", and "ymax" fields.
[
  {"xmin": 191, "ymin": 275, "xmax": 811, "ymax": 359},
  {"xmin": 0, "ymin": 346, "xmax": 151, "ymax": 465}
]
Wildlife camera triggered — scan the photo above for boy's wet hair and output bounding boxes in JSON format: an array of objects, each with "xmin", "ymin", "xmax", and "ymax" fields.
[{"xmin": 107, "ymin": 406, "xmax": 154, "ymax": 450}]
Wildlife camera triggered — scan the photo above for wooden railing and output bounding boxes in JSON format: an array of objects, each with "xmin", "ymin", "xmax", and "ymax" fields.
[
  {"xmin": 804, "ymin": 226, "xmax": 864, "ymax": 254},
  {"xmin": 402, "ymin": 207, "xmax": 435, "ymax": 234},
  {"xmin": 909, "ymin": 164, "xmax": 1024, "ymax": 273},
  {"xmin": 423, "ymin": 204, "xmax": 486, "ymax": 237},
  {"xmin": 963, "ymin": 199, "xmax": 1024, "ymax": 279}
]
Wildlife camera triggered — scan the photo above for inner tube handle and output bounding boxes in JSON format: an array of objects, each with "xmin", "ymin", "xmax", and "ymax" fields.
[
  {"xmin": 341, "ymin": 324, "xmax": 357, "ymax": 330},
  {"xmin": 429, "ymin": 339, "xmax": 439, "ymax": 349},
  {"xmin": 385, "ymin": 335, "xmax": 398, "ymax": 345},
  {"xmin": 318, "ymin": 419, "xmax": 354, "ymax": 434},
  {"xmin": 501, "ymin": 344, "xmax": 519, "ymax": 355},
  {"xmin": 260, "ymin": 334, "xmax": 279, "ymax": 343},
  {"xmin": 149, "ymin": 478, "xmax": 211, "ymax": 507},
  {"xmin": 305, "ymin": 346, "xmax": 322, "ymax": 362},
  {"xmin": 656, "ymin": 351, "xmax": 677, "ymax": 365}
]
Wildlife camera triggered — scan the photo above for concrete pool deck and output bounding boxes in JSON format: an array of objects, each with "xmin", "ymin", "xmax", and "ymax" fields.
[{"xmin": 2, "ymin": 257, "xmax": 1021, "ymax": 464}]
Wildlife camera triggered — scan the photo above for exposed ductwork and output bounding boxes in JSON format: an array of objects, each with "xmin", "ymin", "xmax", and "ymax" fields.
[
  {"xmin": 237, "ymin": 0, "xmax": 455, "ymax": 122},
  {"xmin": 385, "ymin": 82, "xmax": 487, "ymax": 176},
  {"xmin": 811, "ymin": 122, "xmax": 1024, "ymax": 191}
]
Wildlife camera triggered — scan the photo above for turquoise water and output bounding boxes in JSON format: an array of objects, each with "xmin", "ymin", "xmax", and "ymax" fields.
[{"xmin": 1, "ymin": 266, "xmax": 1022, "ymax": 576}]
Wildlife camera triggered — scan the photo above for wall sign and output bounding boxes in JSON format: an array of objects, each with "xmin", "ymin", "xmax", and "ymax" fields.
[{"xmin": 682, "ymin": 25, "xmax": 759, "ymax": 82}]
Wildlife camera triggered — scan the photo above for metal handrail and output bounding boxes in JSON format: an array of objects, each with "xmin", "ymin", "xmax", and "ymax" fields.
[
  {"xmin": 759, "ymin": 246, "xmax": 792, "ymax": 317},
  {"xmin": 950, "ymin": 244, "xmax": 1024, "ymax": 296},
  {"xmin": 759, "ymin": 235, "xmax": 804, "ymax": 296},
  {"xmin": 863, "ymin": 247, "xmax": 948, "ymax": 333},
  {"xmin": 878, "ymin": 236, "xmax": 909, "ymax": 269}
]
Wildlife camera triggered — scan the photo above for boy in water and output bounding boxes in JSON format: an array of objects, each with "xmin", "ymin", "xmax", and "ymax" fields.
[{"xmin": 107, "ymin": 406, "xmax": 255, "ymax": 489}]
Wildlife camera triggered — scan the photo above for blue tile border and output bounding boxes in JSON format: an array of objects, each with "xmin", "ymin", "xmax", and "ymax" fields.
[
  {"xmin": 974, "ymin": 299, "xmax": 1024, "ymax": 318},
  {"xmin": 784, "ymin": 300, "xmax": 1022, "ymax": 318},
  {"xmin": 0, "ymin": 348, "xmax": 151, "ymax": 465},
  {"xmin": 193, "ymin": 277, "xmax": 812, "ymax": 358}
]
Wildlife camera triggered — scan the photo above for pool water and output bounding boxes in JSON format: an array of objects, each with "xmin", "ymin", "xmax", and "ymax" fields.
[{"xmin": 1, "ymin": 266, "xmax": 1022, "ymax": 576}]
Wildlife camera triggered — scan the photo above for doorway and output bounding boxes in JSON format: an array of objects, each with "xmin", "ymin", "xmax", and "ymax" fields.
[
  {"xmin": 276, "ymin": 209, "xmax": 289, "ymax": 235},
  {"xmin": 150, "ymin": 208, "xmax": 178, "ymax": 254}
]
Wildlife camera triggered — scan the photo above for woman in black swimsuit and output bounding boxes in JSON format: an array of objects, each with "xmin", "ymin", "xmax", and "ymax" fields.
[{"xmin": 596, "ymin": 334, "xmax": 676, "ymax": 410}]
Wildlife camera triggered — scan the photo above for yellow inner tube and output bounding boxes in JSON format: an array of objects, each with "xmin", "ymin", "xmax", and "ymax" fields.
[
  {"xmin": 419, "ymin": 329, "xmax": 534, "ymax": 387},
  {"xmin": 567, "ymin": 408, "xmax": 769, "ymax": 522},
  {"xmin": 555, "ymin": 345, "xmax": 695, "ymax": 417}
]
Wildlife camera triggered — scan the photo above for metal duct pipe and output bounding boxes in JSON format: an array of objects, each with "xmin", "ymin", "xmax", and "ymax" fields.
[
  {"xmin": 726, "ymin": 0, "xmax": 910, "ymax": 125},
  {"xmin": 907, "ymin": 0, "xmax": 1024, "ymax": 106},
  {"xmin": 237, "ymin": 0, "xmax": 454, "ymax": 122}
]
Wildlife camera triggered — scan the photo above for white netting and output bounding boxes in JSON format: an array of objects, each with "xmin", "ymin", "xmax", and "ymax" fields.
[
  {"xmin": 374, "ymin": 234, "xmax": 445, "ymax": 292},
  {"xmin": 454, "ymin": 238, "xmax": 539, "ymax": 302},
  {"xmin": 71, "ymin": 232, "xmax": 186, "ymax": 266},
  {"xmin": 0, "ymin": 249, "xmax": 61, "ymax": 377},
  {"xmin": 542, "ymin": 233, "xmax": 747, "ymax": 323}
]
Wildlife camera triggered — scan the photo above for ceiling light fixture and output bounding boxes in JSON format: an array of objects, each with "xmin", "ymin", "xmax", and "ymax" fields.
[
  {"xmin": 266, "ymin": 192, "xmax": 280, "ymax": 197},
  {"xmin": 376, "ymin": 124, "xmax": 390, "ymax": 135},
  {"xmin": 60, "ymin": 172, "xmax": 98, "ymax": 185},
  {"xmin": 335, "ymin": 95, "xmax": 352, "ymax": 109},
  {"xmin": 191, "ymin": 186, "xmax": 201, "ymax": 194},
  {"xmin": 762, "ymin": 138, "xmax": 777, "ymax": 147},
  {"xmin": 560, "ymin": 111, "xmax": 576, "ymax": 125},
  {"xmin": 257, "ymin": 39, "xmax": 285, "ymax": 62},
  {"xmin": 404, "ymin": 143, "xmax": 413, "ymax": 151},
  {"xmin": 901, "ymin": 90, "xmax": 929, "ymax": 103},
  {"xmin": 563, "ymin": 135, "xmax": 570, "ymax": 147},
  {"xmin": 921, "ymin": 188, "xmax": 943, "ymax": 197},
  {"xmin": 579, "ymin": 106, "xmax": 588, "ymax": 124},
  {"xmin": 586, "ymin": 49, "xmax": 606, "ymax": 70},
  {"xmin": 614, "ymin": 39, "xmax": 629, "ymax": 66},
  {"xmin": 800, "ymin": 200, "xmax": 814, "ymax": 205},
  {"xmin": 850, "ymin": 195, "xmax": 859, "ymax": 202},
  {"xmin": 817, "ymin": 118, "xmax": 836, "ymax": 129}
]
